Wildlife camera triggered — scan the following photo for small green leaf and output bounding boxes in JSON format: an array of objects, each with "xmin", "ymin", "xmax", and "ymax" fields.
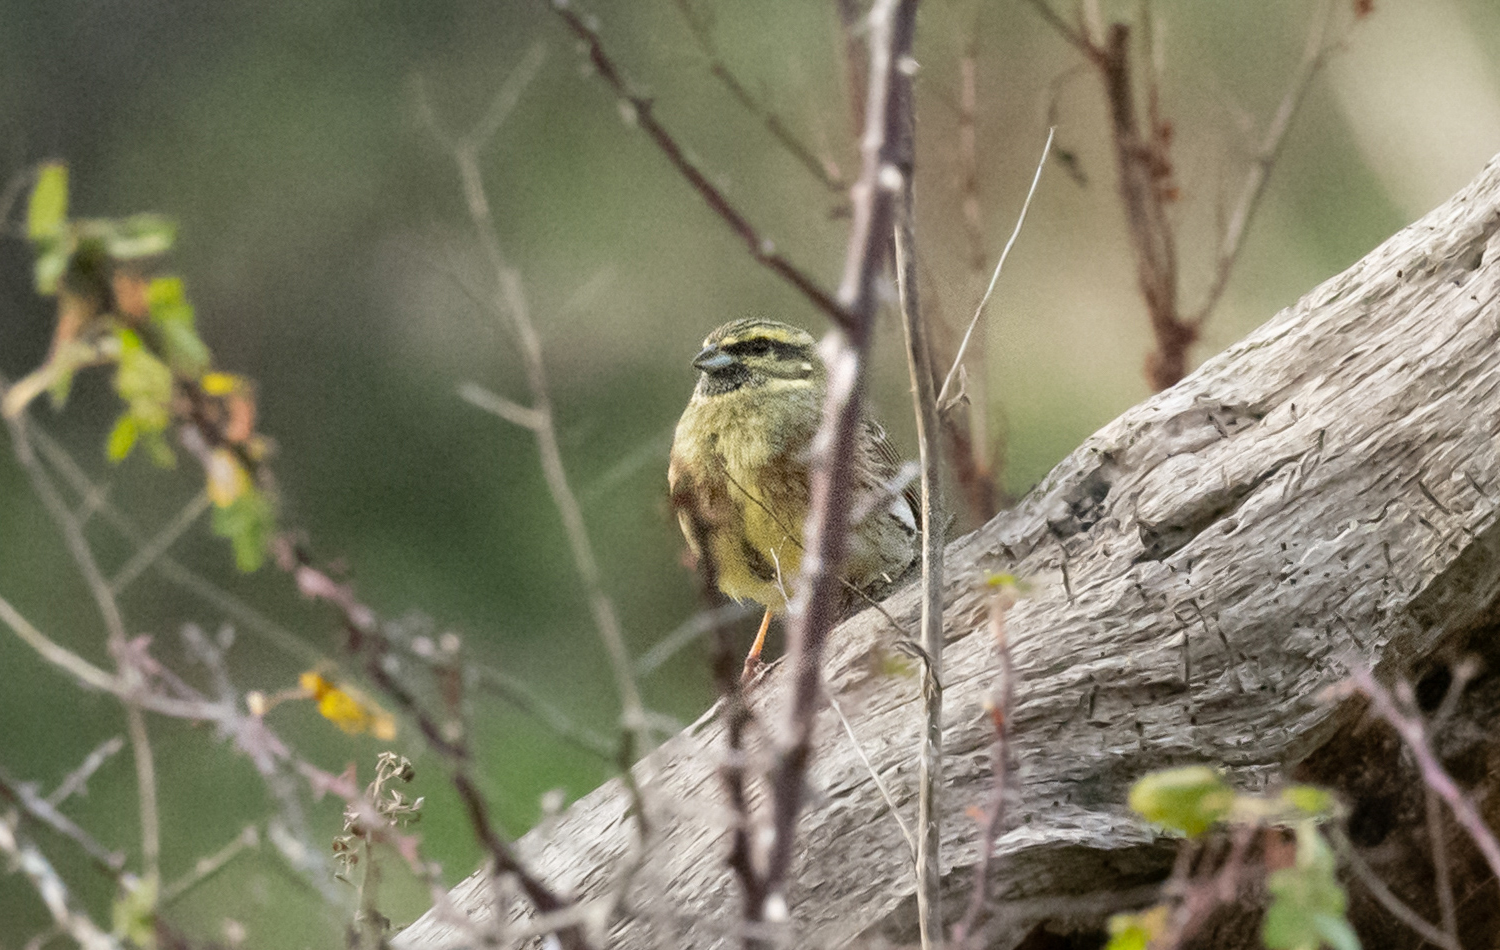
[
  {"xmin": 212, "ymin": 488, "xmax": 275, "ymax": 572},
  {"xmin": 111, "ymin": 872, "xmax": 158, "ymax": 949},
  {"xmin": 1128, "ymin": 766, "xmax": 1234, "ymax": 838},
  {"xmin": 107, "ymin": 415, "xmax": 140, "ymax": 461},
  {"xmin": 33, "ymin": 241, "xmax": 70, "ymax": 295},
  {"xmin": 145, "ymin": 430, "xmax": 177, "ymax": 469},
  {"xmin": 147, "ymin": 277, "xmax": 210, "ymax": 375},
  {"xmin": 106, "ymin": 214, "xmax": 176, "ymax": 259},
  {"xmin": 114, "ymin": 328, "xmax": 174, "ymax": 410},
  {"xmin": 1263, "ymin": 822, "xmax": 1357, "ymax": 950},
  {"xmin": 1313, "ymin": 914, "xmax": 1361, "ymax": 950},
  {"xmin": 1103, "ymin": 906, "xmax": 1168, "ymax": 950},
  {"xmin": 1282, "ymin": 785, "xmax": 1335, "ymax": 819},
  {"xmin": 26, "ymin": 163, "xmax": 68, "ymax": 242}
]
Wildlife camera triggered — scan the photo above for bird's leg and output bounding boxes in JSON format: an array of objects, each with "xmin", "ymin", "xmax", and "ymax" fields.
[{"xmin": 741, "ymin": 608, "xmax": 773, "ymax": 684}]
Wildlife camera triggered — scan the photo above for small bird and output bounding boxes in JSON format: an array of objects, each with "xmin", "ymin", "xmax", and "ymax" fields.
[{"xmin": 668, "ymin": 318, "xmax": 918, "ymax": 677}]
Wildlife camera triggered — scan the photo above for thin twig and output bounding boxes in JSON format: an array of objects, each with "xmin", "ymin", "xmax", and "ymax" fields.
[
  {"xmin": 762, "ymin": 0, "xmax": 921, "ymax": 924},
  {"xmin": 1332, "ymin": 827, "xmax": 1461, "ymax": 950},
  {"xmin": 0, "ymin": 591, "xmax": 209, "ymax": 719},
  {"xmin": 827, "ymin": 693, "xmax": 916, "ymax": 856},
  {"xmin": 936, "ymin": 128, "xmax": 1054, "ymax": 411},
  {"xmin": 160, "ymin": 824, "xmax": 259, "ymax": 905},
  {"xmin": 0, "ymin": 765, "xmax": 127, "ymax": 876},
  {"xmin": 635, "ymin": 602, "xmax": 756, "ymax": 676},
  {"xmin": 1342, "ymin": 667, "xmax": 1500, "ymax": 882},
  {"xmin": 4, "ymin": 411, "xmax": 161, "ymax": 880},
  {"xmin": 0, "ymin": 817, "xmax": 121, "ymax": 950},
  {"xmin": 1425, "ymin": 787, "xmax": 1461, "ymax": 947},
  {"xmin": 951, "ymin": 589, "xmax": 1018, "ymax": 948},
  {"xmin": 670, "ymin": 0, "xmax": 843, "ymax": 190},
  {"xmin": 1188, "ymin": 0, "xmax": 1337, "ymax": 325},
  {"xmin": 432, "ymin": 65, "xmax": 651, "ymax": 817},
  {"xmin": 108, "ymin": 491, "xmax": 211, "ymax": 595},
  {"xmin": 543, "ymin": 0, "xmax": 852, "ymax": 330},
  {"xmin": 893, "ymin": 73, "xmax": 945, "ymax": 945},
  {"xmin": 47, "ymin": 735, "xmax": 125, "ymax": 807}
]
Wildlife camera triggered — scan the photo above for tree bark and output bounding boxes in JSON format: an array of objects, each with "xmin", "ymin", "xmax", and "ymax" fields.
[{"xmin": 396, "ymin": 154, "xmax": 1500, "ymax": 949}]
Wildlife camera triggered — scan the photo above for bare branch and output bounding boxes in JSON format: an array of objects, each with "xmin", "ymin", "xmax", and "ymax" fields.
[
  {"xmin": 1333, "ymin": 828, "xmax": 1462, "ymax": 950},
  {"xmin": 108, "ymin": 491, "xmax": 210, "ymax": 595},
  {"xmin": 762, "ymin": 0, "xmax": 920, "ymax": 921},
  {"xmin": 0, "ymin": 764, "xmax": 127, "ymax": 877},
  {"xmin": 2, "ymin": 408, "xmax": 162, "ymax": 879},
  {"xmin": 543, "ymin": 0, "xmax": 852, "ymax": 330},
  {"xmin": 671, "ymin": 0, "xmax": 844, "ymax": 189},
  {"xmin": 1340, "ymin": 667, "xmax": 1500, "ymax": 883},
  {"xmin": 457, "ymin": 381, "xmax": 546, "ymax": 431},
  {"xmin": 0, "ymin": 817, "xmax": 121, "ymax": 950},
  {"xmin": 46, "ymin": 735, "xmax": 125, "ymax": 807},
  {"xmin": 893, "ymin": 83, "xmax": 945, "ymax": 945},
  {"xmin": 937, "ymin": 128, "xmax": 1054, "ymax": 411},
  {"xmin": 1188, "ymin": 0, "xmax": 1338, "ymax": 325}
]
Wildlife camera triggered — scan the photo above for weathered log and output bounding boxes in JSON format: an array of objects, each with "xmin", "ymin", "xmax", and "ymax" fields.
[{"xmin": 397, "ymin": 154, "xmax": 1500, "ymax": 949}]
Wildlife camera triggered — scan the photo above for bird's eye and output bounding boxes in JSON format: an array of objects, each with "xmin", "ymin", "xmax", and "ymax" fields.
[{"xmin": 747, "ymin": 340, "xmax": 771, "ymax": 356}]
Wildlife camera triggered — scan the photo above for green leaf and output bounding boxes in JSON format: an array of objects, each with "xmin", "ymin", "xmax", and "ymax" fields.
[
  {"xmin": 147, "ymin": 277, "xmax": 210, "ymax": 375},
  {"xmin": 1103, "ymin": 906, "xmax": 1168, "ymax": 950},
  {"xmin": 212, "ymin": 488, "xmax": 275, "ymax": 572},
  {"xmin": 106, "ymin": 415, "xmax": 140, "ymax": 461},
  {"xmin": 114, "ymin": 328, "xmax": 174, "ymax": 411},
  {"xmin": 145, "ymin": 430, "xmax": 177, "ymax": 469},
  {"xmin": 1128, "ymin": 766, "xmax": 1234, "ymax": 838},
  {"xmin": 111, "ymin": 872, "xmax": 158, "ymax": 949},
  {"xmin": 1313, "ymin": 914, "xmax": 1361, "ymax": 950},
  {"xmin": 26, "ymin": 163, "xmax": 68, "ymax": 242},
  {"xmin": 106, "ymin": 214, "xmax": 176, "ymax": 259},
  {"xmin": 1281, "ymin": 785, "xmax": 1336, "ymax": 819},
  {"xmin": 33, "ymin": 241, "xmax": 70, "ymax": 295},
  {"xmin": 1263, "ymin": 822, "xmax": 1357, "ymax": 950}
]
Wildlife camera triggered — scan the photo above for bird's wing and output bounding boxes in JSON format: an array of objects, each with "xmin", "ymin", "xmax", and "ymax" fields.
[{"xmin": 863, "ymin": 418, "xmax": 921, "ymax": 531}]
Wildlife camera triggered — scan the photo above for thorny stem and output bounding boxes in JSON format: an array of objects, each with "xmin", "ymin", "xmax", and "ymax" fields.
[
  {"xmin": 1024, "ymin": 0, "xmax": 1346, "ymax": 390},
  {"xmin": 762, "ymin": 0, "xmax": 921, "ymax": 923}
]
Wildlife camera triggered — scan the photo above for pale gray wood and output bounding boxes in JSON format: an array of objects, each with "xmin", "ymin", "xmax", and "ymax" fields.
[{"xmin": 396, "ymin": 153, "xmax": 1500, "ymax": 949}]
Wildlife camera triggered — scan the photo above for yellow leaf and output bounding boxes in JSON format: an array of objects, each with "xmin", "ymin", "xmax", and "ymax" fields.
[
  {"xmin": 201, "ymin": 372, "xmax": 242, "ymax": 396},
  {"xmin": 299, "ymin": 671, "xmax": 396, "ymax": 739},
  {"xmin": 205, "ymin": 448, "xmax": 251, "ymax": 507}
]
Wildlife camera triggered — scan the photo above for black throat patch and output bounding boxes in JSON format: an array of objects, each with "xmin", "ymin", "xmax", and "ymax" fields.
[{"xmin": 697, "ymin": 364, "xmax": 755, "ymax": 396}]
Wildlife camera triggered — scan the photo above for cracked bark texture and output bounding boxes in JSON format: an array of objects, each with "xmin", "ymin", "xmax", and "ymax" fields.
[{"xmin": 396, "ymin": 155, "xmax": 1500, "ymax": 949}]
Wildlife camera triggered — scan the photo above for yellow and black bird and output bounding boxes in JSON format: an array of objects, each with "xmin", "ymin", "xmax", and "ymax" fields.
[{"xmin": 668, "ymin": 318, "xmax": 918, "ymax": 676}]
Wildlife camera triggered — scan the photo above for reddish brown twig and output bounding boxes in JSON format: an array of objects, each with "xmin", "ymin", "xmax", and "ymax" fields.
[
  {"xmin": 951, "ymin": 589, "xmax": 1018, "ymax": 948},
  {"xmin": 1023, "ymin": 0, "xmax": 1347, "ymax": 391},
  {"xmin": 544, "ymin": 0, "xmax": 853, "ymax": 331}
]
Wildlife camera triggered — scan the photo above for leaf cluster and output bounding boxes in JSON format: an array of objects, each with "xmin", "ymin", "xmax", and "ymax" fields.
[
  {"xmin": 9, "ymin": 164, "xmax": 277, "ymax": 571},
  {"xmin": 1107, "ymin": 767, "xmax": 1357, "ymax": 950}
]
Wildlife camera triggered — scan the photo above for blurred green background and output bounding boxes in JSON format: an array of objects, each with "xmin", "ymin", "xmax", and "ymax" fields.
[{"xmin": 1, "ymin": 0, "xmax": 1497, "ymax": 945}]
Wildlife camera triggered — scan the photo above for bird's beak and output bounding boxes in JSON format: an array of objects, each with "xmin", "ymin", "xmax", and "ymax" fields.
[{"xmin": 693, "ymin": 346, "xmax": 735, "ymax": 373}]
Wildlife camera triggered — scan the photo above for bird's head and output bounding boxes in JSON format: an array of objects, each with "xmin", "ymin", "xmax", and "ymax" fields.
[{"xmin": 691, "ymin": 319, "xmax": 822, "ymax": 398}]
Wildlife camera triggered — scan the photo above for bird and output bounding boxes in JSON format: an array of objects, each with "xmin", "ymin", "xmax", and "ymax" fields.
[{"xmin": 668, "ymin": 318, "xmax": 919, "ymax": 678}]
